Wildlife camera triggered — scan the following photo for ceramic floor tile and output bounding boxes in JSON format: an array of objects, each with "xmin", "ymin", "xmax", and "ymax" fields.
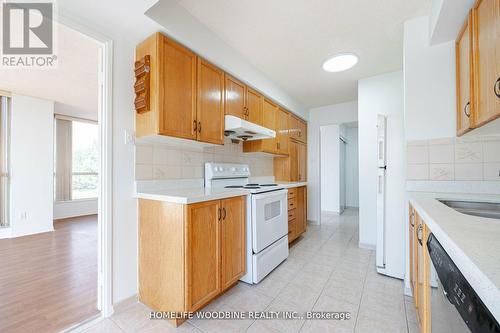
[
  {"xmin": 110, "ymin": 303, "xmax": 152, "ymax": 333},
  {"xmin": 100, "ymin": 209, "xmax": 420, "ymax": 333}
]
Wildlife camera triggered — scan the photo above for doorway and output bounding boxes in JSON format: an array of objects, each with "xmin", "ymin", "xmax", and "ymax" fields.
[
  {"xmin": 319, "ymin": 122, "xmax": 359, "ymax": 223},
  {"xmin": 0, "ymin": 18, "xmax": 113, "ymax": 331}
]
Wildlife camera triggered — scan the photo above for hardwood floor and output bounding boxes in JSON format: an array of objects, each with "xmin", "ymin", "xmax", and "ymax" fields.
[{"xmin": 0, "ymin": 215, "xmax": 99, "ymax": 333}]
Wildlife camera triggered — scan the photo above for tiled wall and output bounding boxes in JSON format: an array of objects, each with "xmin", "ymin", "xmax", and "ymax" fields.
[
  {"xmin": 135, "ymin": 138, "xmax": 274, "ymax": 180},
  {"xmin": 406, "ymin": 136, "xmax": 500, "ymax": 181}
]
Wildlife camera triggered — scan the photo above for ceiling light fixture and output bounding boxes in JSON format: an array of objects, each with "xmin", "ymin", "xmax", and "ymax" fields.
[{"xmin": 322, "ymin": 53, "xmax": 359, "ymax": 72}]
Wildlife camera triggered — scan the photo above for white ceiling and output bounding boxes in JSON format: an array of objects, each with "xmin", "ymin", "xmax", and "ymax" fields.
[
  {"xmin": 0, "ymin": 23, "xmax": 100, "ymax": 120},
  {"xmin": 177, "ymin": 0, "xmax": 431, "ymax": 108}
]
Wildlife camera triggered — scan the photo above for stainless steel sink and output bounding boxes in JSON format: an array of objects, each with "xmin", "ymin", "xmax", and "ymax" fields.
[{"xmin": 438, "ymin": 199, "xmax": 500, "ymax": 220}]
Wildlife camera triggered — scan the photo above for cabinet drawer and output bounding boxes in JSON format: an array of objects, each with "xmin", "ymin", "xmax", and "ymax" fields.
[
  {"xmin": 288, "ymin": 187, "xmax": 297, "ymax": 199},
  {"xmin": 288, "ymin": 208, "xmax": 296, "ymax": 221},
  {"xmin": 288, "ymin": 197, "xmax": 297, "ymax": 210}
]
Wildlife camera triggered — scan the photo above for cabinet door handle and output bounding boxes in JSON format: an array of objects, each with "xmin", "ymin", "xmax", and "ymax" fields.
[
  {"xmin": 198, "ymin": 121, "xmax": 201, "ymax": 133},
  {"xmin": 464, "ymin": 101, "xmax": 471, "ymax": 118},
  {"xmin": 417, "ymin": 224, "xmax": 423, "ymax": 246},
  {"xmin": 495, "ymin": 77, "xmax": 500, "ymax": 98},
  {"xmin": 410, "ymin": 212, "xmax": 415, "ymax": 227},
  {"xmin": 222, "ymin": 207, "xmax": 226, "ymax": 220},
  {"xmin": 193, "ymin": 120, "xmax": 197, "ymax": 132},
  {"xmin": 218, "ymin": 208, "xmax": 222, "ymax": 221}
]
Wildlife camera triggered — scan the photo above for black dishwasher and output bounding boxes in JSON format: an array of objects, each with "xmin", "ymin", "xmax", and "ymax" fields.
[{"xmin": 427, "ymin": 233, "xmax": 500, "ymax": 333}]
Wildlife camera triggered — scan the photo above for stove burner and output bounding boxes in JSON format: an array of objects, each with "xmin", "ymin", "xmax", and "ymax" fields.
[
  {"xmin": 260, "ymin": 184, "xmax": 278, "ymax": 186},
  {"xmin": 224, "ymin": 185, "xmax": 244, "ymax": 188},
  {"xmin": 244, "ymin": 186, "xmax": 260, "ymax": 189},
  {"xmin": 246, "ymin": 183, "xmax": 259, "ymax": 186}
]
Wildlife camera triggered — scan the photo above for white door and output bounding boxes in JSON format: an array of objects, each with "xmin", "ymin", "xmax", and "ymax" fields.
[
  {"xmin": 251, "ymin": 189, "xmax": 288, "ymax": 253},
  {"xmin": 376, "ymin": 115, "xmax": 387, "ymax": 270}
]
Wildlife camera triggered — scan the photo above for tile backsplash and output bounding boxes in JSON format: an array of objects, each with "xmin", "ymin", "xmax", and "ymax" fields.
[
  {"xmin": 407, "ymin": 136, "xmax": 500, "ymax": 181},
  {"xmin": 135, "ymin": 138, "xmax": 274, "ymax": 180}
]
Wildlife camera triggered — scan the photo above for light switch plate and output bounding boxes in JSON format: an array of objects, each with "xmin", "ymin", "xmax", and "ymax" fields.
[{"xmin": 125, "ymin": 130, "xmax": 135, "ymax": 145}]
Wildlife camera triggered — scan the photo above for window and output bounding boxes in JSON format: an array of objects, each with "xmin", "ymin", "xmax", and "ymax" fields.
[
  {"xmin": 55, "ymin": 117, "xmax": 98, "ymax": 201},
  {"xmin": 0, "ymin": 96, "xmax": 10, "ymax": 227}
]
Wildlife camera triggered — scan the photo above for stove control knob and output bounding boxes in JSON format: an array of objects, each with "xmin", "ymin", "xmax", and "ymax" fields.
[{"xmin": 231, "ymin": 167, "xmax": 236, "ymax": 172}]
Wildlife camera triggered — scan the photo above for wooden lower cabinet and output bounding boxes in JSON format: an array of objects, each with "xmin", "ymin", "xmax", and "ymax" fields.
[
  {"xmin": 220, "ymin": 197, "xmax": 246, "ymax": 290},
  {"xmin": 288, "ymin": 186, "xmax": 307, "ymax": 243},
  {"xmin": 185, "ymin": 200, "xmax": 221, "ymax": 311},
  {"xmin": 409, "ymin": 204, "xmax": 431, "ymax": 333},
  {"xmin": 139, "ymin": 196, "xmax": 246, "ymax": 326}
]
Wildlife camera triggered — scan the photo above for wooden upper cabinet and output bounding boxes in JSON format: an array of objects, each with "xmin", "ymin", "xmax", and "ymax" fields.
[
  {"xmin": 298, "ymin": 119, "xmax": 307, "ymax": 143},
  {"xmin": 224, "ymin": 75, "xmax": 246, "ymax": 119},
  {"xmin": 297, "ymin": 142, "xmax": 307, "ymax": 182},
  {"xmin": 472, "ymin": 0, "xmax": 500, "ymax": 127},
  {"xmin": 160, "ymin": 35, "xmax": 198, "ymax": 139},
  {"xmin": 135, "ymin": 33, "xmax": 197, "ymax": 139},
  {"xmin": 289, "ymin": 141, "xmax": 299, "ymax": 181},
  {"xmin": 289, "ymin": 115, "xmax": 300, "ymax": 141},
  {"xmin": 456, "ymin": 12, "xmax": 474, "ymax": 136},
  {"xmin": 246, "ymin": 87, "xmax": 263, "ymax": 125},
  {"xmin": 220, "ymin": 196, "xmax": 246, "ymax": 290},
  {"xmin": 197, "ymin": 59, "xmax": 225, "ymax": 145},
  {"xmin": 185, "ymin": 200, "xmax": 221, "ymax": 312},
  {"xmin": 276, "ymin": 108, "xmax": 290, "ymax": 155},
  {"xmin": 260, "ymin": 98, "xmax": 279, "ymax": 153}
]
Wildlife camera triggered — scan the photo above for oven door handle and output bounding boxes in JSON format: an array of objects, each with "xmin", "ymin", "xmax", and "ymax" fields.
[{"xmin": 251, "ymin": 189, "xmax": 288, "ymax": 200}]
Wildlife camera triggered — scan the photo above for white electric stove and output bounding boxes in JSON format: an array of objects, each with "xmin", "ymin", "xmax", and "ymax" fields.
[{"xmin": 205, "ymin": 163, "xmax": 289, "ymax": 284}]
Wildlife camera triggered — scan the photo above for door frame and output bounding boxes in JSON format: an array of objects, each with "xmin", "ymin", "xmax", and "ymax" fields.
[{"xmin": 57, "ymin": 14, "xmax": 114, "ymax": 319}]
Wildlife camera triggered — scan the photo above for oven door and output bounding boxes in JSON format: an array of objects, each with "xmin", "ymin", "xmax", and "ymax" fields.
[{"xmin": 251, "ymin": 189, "xmax": 288, "ymax": 253}]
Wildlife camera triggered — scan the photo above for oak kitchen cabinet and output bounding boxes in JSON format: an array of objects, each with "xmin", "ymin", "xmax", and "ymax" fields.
[
  {"xmin": 287, "ymin": 186, "xmax": 307, "ymax": 243},
  {"xmin": 408, "ymin": 204, "xmax": 431, "ymax": 333},
  {"xmin": 135, "ymin": 33, "xmax": 224, "ymax": 145},
  {"xmin": 225, "ymin": 75, "xmax": 264, "ymax": 126},
  {"xmin": 456, "ymin": 0, "xmax": 500, "ymax": 136},
  {"xmin": 273, "ymin": 120, "xmax": 307, "ymax": 182},
  {"xmin": 139, "ymin": 196, "xmax": 246, "ymax": 326},
  {"xmin": 276, "ymin": 107, "xmax": 290, "ymax": 155},
  {"xmin": 243, "ymin": 98, "xmax": 280, "ymax": 154},
  {"xmin": 135, "ymin": 32, "xmax": 305, "ymax": 153},
  {"xmin": 197, "ymin": 59, "xmax": 225, "ymax": 145}
]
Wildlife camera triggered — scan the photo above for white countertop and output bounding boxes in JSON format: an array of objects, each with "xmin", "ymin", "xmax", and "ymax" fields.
[
  {"xmin": 408, "ymin": 192, "xmax": 500, "ymax": 321},
  {"xmin": 135, "ymin": 181, "xmax": 307, "ymax": 204},
  {"xmin": 276, "ymin": 181, "xmax": 307, "ymax": 188}
]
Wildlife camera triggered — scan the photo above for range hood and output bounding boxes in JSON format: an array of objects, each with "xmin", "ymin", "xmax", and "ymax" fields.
[{"xmin": 224, "ymin": 115, "xmax": 275, "ymax": 141}]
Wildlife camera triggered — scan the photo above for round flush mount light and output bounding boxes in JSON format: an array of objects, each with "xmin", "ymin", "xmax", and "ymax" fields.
[{"xmin": 322, "ymin": 53, "xmax": 359, "ymax": 72}]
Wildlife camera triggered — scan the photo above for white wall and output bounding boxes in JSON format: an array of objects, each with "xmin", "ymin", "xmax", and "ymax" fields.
[
  {"xmin": 358, "ymin": 71, "xmax": 406, "ymax": 279},
  {"xmin": 404, "ymin": 16, "xmax": 456, "ymax": 141},
  {"xmin": 345, "ymin": 127, "xmax": 359, "ymax": 207},
  {"xmin": 320, "ymin": 125, "xmax": 340, "ymax": 213},
  {"xmin": 54, "ymin": 199, "xmax": 98, "ymax": 220},
  {"xmin": 10, "ymin": 95, "xmax": 54, "ymax": 237},
  {"xmin": 308, "ymin": 101, "xmax": 357, "ymax": 223}
]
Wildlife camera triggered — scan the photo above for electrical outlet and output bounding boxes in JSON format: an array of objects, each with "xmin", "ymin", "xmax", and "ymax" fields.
[{"xmin": 124, "ymin": 130, "xmax": 135, "ymax": 145}]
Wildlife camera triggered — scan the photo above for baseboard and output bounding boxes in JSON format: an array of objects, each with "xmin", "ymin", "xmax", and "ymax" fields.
[
  {"xmin": 113, "ymin": 294, "xmax": 138, "ymax": 314},
  {"xmin": 404, "ymin": 284, "xmax": 413, "ymax": 297},
  {"xmin": 321, "ymin": 210, "xmax": 340, "ymax": 215},
  {"xmin": 358, "ymin": 242, "xmax": 376, "ymax": 250},
  {"xmin": 307, "ymin": 219, "xmax": 319, "ymax": 225},
  {"xmin": 10, "ymin": 226, "xmax": 54, "ymax": 238},
  {"xmin": 0, "ymin": 227, "xmax": 12, "ymax": 239}
]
